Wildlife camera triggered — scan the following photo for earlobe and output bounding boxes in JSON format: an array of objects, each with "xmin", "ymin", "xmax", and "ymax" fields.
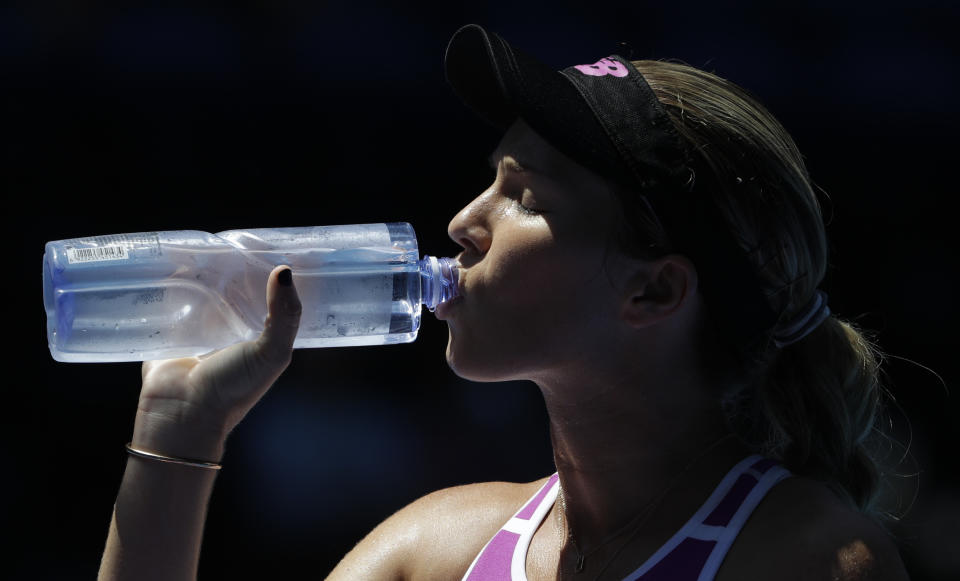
[{"xmin": 620, "ymin": 255, "xmax": 698, "ymax": 329}]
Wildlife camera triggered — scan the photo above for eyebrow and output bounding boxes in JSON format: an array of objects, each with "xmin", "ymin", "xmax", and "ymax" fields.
[{"xmin": 487, "ymin": 151, "xmax": 540, "ymax": 174}]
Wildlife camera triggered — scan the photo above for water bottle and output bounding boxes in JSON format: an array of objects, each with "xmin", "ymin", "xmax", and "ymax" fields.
[{"xmin": 42, "ymin": 223, "xmax": 459, "ymax": 363}]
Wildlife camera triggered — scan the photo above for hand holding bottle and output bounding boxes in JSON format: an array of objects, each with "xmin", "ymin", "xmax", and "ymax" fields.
[{"xmin": 131, "ymin": 265, "xmax": 302, "ymax": 462}]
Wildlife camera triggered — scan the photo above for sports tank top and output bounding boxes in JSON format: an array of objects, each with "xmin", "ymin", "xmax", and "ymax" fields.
[{"xmin": 461, "ymin": 455, "xmax": 791, "ymax": 581}]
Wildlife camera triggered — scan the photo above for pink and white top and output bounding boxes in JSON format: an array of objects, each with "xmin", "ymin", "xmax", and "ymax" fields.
[{"xmin": 461, "ymin": 455, "xmax": 791, "ymax": 581}]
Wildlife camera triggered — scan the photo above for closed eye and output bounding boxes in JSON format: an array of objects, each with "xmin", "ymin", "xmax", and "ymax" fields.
[
  {"xmin": 487, "ymin": 158, "xmax": 547, "ymax": 215},
  {"xmin": 515, "ymin": 203, "xmax": 540, "ymax": 215},
  {"xmin": 509, "ymin": 184, "xmax": 545, "ymax": 216}
]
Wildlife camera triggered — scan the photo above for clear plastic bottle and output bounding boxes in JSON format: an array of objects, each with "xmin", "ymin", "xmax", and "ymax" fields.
[{"xmin": 42, "ymin": 223, "xmax": 459, "ymax": 363}]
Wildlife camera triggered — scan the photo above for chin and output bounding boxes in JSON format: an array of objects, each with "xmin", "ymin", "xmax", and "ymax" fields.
[
  {"xmin": 444, "ymin": 334, "xmax": 533, "ymax": 383},
  {"xmin": 445, "ymin": 344, "xmax": 492, "ymax": 382}
]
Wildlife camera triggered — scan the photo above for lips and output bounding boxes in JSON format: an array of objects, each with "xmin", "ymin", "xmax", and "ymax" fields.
[
  {"xmin": 434, "ymin": 266, "xmax": 466, "ymax": 321},
  {"xmin": 434, "ymin": 294, "xmax": 464, "ymax": 320}
]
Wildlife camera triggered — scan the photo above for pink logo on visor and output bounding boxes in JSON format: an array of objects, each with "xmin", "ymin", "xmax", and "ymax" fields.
[{"xmin": 573, "ymin": 58, "xmax": 628, "ymax": 77}]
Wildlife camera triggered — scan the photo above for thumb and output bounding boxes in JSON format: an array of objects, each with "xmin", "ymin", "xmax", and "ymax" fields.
[{"xmin": 256, "ymin": 266, "xmax": 302, "ymax": 365}]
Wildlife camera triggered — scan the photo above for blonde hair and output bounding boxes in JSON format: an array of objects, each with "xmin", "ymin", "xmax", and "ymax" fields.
[{"xmin": 624, "ymin": 60, "xmax": 894, "ymax": 519}]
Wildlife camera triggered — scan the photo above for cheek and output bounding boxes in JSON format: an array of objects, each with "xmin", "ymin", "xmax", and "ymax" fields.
[
  {"xmin": 488, "ymin": 239, "xmax": 605, "ymax": 310},
  {"xmin": 450, "ymin": 247, "xmax": 613, "ymax": 376},
  {"xmin": 485, "ymin": 243, "xmax": 553, "ymax": 292}
]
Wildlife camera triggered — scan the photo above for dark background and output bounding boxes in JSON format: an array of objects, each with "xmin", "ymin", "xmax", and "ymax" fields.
[{"xmin": 8, "ymin": 1, "xmax": 958, "ymax": 579}]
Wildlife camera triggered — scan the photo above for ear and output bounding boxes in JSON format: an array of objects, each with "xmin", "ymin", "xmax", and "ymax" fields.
[{"xmin": 620, "ymin": 254, "xmax": 698, "ymax": 329}]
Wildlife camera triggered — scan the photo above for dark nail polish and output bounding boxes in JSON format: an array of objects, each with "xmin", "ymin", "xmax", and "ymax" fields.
[{"xmin": 278, "ymin": 268, "xmax": 293, "ymax": 286}]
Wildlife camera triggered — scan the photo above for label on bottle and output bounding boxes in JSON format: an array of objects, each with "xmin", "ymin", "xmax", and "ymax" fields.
[
  {"xmin": 66, "ymin": 245, "xmax": 129, "ymax": 263},
  {"xmin": 64, "ymin": 233, "xmax": 161, "ymax": 264}
]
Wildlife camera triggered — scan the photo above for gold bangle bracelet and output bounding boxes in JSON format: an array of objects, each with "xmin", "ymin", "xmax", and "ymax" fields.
[{"xmin": 125, "ymin": 442, "xmax": 222, "ymax": 471}]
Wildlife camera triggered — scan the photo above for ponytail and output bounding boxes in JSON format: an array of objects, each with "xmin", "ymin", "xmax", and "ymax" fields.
[{"xmin": 753, "ymin": 317, "xmax": 886, "ymax": 515}]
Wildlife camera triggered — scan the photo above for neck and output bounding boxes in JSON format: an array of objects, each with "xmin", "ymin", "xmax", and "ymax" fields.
[{"xmin": 538, "ymin": 367, "xmax": 748, "ymax": 551}]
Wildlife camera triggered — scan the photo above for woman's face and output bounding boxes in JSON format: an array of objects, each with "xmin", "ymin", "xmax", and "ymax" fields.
[{"xmin": 439, "ymin": 120, "xmax": 634, "ymax": 383}]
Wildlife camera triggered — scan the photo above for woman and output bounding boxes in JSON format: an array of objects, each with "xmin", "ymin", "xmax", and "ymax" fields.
[{"xmin": 99, "ymin": 25, "xmax": 909, "ymax": 580}]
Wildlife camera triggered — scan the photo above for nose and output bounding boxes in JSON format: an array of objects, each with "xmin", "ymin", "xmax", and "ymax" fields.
[{"xmin": 447, "ymin": 193, "xmax": 493, "ymax": 258}]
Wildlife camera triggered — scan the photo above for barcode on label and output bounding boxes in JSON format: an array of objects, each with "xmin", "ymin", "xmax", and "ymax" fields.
[{"xmin": 67, "ymin": 245, "xmax": 130, "ymax": 264}]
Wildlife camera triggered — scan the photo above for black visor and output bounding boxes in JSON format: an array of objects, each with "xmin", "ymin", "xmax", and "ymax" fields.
[{"xmin": 444, "ymin": 24, "xmax": 689, "ymax": 193}]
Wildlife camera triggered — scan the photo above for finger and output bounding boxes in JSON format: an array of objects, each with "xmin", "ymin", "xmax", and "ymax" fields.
[{"xmin": 256, "ymin": 266, "xmax": 302, "ymax": 366}]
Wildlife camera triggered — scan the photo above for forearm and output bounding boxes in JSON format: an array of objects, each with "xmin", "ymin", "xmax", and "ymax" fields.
[
  {"xmin": 99, "ymin": 416, "xmax": 227, "ymax": 581},
  {"xmin": 99, "ymin": 456, "xmax": 219, "ymax": 581}
]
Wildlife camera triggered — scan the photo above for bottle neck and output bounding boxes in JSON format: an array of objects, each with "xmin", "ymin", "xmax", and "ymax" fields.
[{"xmin": 419, "ymin": 256, "xmax": 460, "ymax": 311}]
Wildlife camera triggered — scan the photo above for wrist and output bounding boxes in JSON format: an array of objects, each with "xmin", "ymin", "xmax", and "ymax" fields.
[{"xmin": 132, "ymin": 408, "xmax": 229, "ymax": 463}]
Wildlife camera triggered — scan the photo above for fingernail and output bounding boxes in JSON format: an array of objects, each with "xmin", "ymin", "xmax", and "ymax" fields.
[{"xmin": 278, "ymin": 268, "xmax": 293, "ymax": 287}]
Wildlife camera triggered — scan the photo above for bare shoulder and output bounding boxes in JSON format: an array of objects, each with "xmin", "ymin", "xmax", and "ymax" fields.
[
  {"xmin": 719, "ymin": 476, "xmax": 909, "ymax": 581},
  {"xmin": 326, "ymin": 476, "xmax": 551, "ymax": 581}
]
